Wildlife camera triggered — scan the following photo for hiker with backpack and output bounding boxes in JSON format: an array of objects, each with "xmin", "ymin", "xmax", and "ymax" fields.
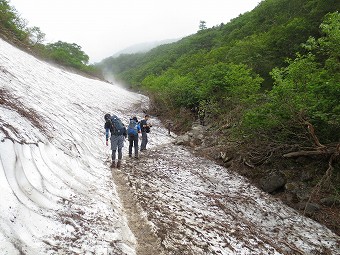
[
  {"xmin": 127, "ymin": 116, "xmax": 141, "ymax": 158},
  {"xmin": 104, "ymin": 113, "xmax": 127, "ymax": 168},
  {"xmin": 140, "ymin": 114, "xmax": 152, "ymax": 151}
]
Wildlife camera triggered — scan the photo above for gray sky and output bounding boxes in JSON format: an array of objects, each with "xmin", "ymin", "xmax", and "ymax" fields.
[{"xmin": 10, "ymin": 0, "xmax": 261, "ymax": 63}]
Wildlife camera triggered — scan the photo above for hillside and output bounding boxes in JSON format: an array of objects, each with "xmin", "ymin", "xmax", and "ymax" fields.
[
  {"xmin": 110, "ymin": 39, "xmax": 180, "ymax": 58},
  {"xmin": 97, "ymin": 0, "xmax": 340, "ymax": 236},
  {"xmin": 98, "ymin": 0, "xmax": 340, "ymax": 88}
]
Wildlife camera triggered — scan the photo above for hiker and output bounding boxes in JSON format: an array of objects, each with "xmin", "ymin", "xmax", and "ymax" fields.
[
  {"xmin": 127, "ymin": 116, "xmax": 141, "ymax": 158},
  {"xmin": 104, "ymin": 113, "xmax": 127, "ymax": 168},
  {"xmin": 140, "ymin": 114, "xmax": 152, "ymax": 151}
]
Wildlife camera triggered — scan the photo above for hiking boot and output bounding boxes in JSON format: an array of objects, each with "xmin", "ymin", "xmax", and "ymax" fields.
[
  {"xmin": 128, "ymin": 154, "xmax": 132, "ymax": 158},
  {"xmin": 110, "ymin": 161, "xmax": 116, "ymax": 168},
  {"xmin": 117, "ymin": 160, "xmax": 121, "ymax": 169},
  {"xmin": 134, "ymin": 155, "xmax": 139, "ymax": 159}
]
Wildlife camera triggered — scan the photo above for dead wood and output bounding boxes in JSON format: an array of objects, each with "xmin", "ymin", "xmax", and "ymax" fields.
[
  {"xmin": 283, "ymin": 148, "xmax": 335, "ymax": 158},
  {"xmin": 305, "ymin": 121, "xmax": 326, "ymax": 148},
  {"xmin": 283, "ymin": 121, "xmax": 337, "ymax": 158}
]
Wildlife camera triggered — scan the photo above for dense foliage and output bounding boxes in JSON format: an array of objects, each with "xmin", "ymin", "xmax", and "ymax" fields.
[
  {"xmin": 99, "ymin": 0, "xmax": 340, "ymax": 145},
  {"xmin": 0, "ymin": 0, "xmax": 27, "ymax": 40},
  {"xmin": 244, "ymin": 12, "xmax": 340, "ymax": 143},
  {"xmin": 0, "ymin": 0, "xmax": 99, "ymax": 76}
]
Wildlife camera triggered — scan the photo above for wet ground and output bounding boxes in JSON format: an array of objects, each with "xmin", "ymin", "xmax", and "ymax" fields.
[{"xmin": 111, "ymin": 142, "xmax": 340, "ymax": 255}]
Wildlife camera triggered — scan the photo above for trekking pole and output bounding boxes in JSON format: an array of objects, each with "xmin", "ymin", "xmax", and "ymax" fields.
[{"xmin": 167, "ymin": 122, "xmax": 172, "ymax": 135}]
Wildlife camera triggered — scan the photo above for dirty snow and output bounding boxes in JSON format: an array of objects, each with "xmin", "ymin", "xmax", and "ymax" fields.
[{"xmin": 0, "ymin": 38, "xmax": 339, "ymax": 255}]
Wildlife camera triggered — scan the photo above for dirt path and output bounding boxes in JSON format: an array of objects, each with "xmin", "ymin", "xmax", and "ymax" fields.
[{"xmin": 112, "ymin": 166, "xmax": 166, "ymax": 255}]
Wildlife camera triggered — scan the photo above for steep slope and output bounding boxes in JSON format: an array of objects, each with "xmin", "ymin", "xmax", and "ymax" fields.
[{"xmin": 0, "ymin": 38, "xmax": 146, "ymax": 254}]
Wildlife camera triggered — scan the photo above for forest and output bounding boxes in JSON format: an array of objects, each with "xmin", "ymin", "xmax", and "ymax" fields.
[
  {"xmin": 0, "ymin": 0, "xmax": 100, "ymax": 76},
  {"xmin": 98, "ymin": 0, "xmax": 340, "ymax": 150},
  {"xmin": 98, "ymin": 0, "xmax": 340, "ymax": 232}
]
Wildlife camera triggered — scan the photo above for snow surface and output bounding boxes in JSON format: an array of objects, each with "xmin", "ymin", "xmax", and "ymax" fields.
[{"xmin": 0, "ymin": 38, "xmax": 339, "ymax": 255}]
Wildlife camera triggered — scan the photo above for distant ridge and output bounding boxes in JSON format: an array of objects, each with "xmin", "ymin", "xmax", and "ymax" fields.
[{"xmin": 111, "ymin": 38, "xmax": 180, "ymax": 57}]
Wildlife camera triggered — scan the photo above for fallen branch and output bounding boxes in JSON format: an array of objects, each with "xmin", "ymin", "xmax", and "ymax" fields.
[{"xmin": 283, "ymin": 149, "xmax": 334, "ymax": 158}]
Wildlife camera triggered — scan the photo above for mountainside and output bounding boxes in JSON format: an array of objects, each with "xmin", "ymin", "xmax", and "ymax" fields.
[
  {"xmin": 1, "ymin": 39, "xmax": 340, "ymax": 254},
  {"xmin": 98, "ymin": 0, "xmax": 340, "ymax": 87},
  {"xmin": 110, "ymin": 39, "xmax": 180, "ymax": 58},
  {"xmin": 96, "ymin": 0, "xmax": 340, "ymax": 239}
]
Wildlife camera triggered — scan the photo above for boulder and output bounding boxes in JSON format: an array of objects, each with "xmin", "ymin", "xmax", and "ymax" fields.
[
  {"xmin": 260, "ymin": 171, "xmax": 286, "ymax": 193},
  {"xmin": 174, "ymin": 134, "xmax": 190, "ymax": 145},
  {"xmin": 174, "ymin": 123, "xmax": 206, "ymax": 147},
  {"xmin": 320, "ymin": 196, "xmax": 340, "ymax": 206},
  {"xmin": 296, "ymin": 202, "xmax": 321, "ymax": 216}
]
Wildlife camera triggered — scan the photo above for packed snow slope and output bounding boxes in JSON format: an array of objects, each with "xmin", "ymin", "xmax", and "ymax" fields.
[
  {"xmin": 0, "ymin": 38, "xmax": 339, "ymax": 255},
  {"xmin": 0, "ymin": 38, "xmax": 151, "ymax": 254}
]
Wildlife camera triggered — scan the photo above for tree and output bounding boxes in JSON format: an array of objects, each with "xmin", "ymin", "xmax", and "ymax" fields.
[
  {"xmin": 199, "ymin": 20, "xmax": 207, "ymax": 31},
  {"xmin": 27, "ymin": 26, "xmax": 45, "ymax": 45},
  {"xmin": 46, "ymin": 41, "xmax": 89, "ymax": 68},
  {"xmin": 0, "ymin": 0, "xmax": 28, "ymax": 41}
]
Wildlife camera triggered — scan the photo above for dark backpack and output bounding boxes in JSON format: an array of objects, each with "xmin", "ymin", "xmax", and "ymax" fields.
[
  {"xmin": 109, "ymin": 115, "xmax": 125, "ymax": 136},
  {"xmin": 127, "ymin": 119, "xmax": 138, "ymax": 136}
]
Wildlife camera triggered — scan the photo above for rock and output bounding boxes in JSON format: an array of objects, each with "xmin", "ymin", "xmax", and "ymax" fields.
[
  {"xmin": 224, "ymin": 161, "xmax": 232, "ymax": 168},
  {"xmin": 260, "ymin": 171, "xmax": 286, "ymax": 193},
  {"xmin": 296, "ymin": 189, "xmax": 311, "ymax": 201},
  {"xmin": 174, "ymin": 134, "xmax": 190, "ymax": 145},
  {"xmin": 320, "ymin": 196, "xmax": 340, "ymax": 206},
  {"xmin": 175, "ymin": 123, "xmax": 205, "ymax": 146},
  {"xmin": 296, "ymin": 202, "xmax": 321, "ymax": 216}
]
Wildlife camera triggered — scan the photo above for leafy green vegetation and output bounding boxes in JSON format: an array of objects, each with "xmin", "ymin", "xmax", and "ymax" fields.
[
  {"xmin": 0, "ymin": 0, "xmax": 28, "ymax": 41},
  {"xmin": 0, "ymin": 0, "xmax": 100, "ymax": 77},
  {"xmin": 99, "ymin": 0, "xmax": 340, "ymax": 146},
  {"xmin": 244, "ymin": 12, "xmax": 340, "ymax": 143}
]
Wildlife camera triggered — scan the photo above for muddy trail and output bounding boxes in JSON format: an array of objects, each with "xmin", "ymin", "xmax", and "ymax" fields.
[{"xmin": 110, "ymin": 143, "xmax": 340, "ymax": 255}]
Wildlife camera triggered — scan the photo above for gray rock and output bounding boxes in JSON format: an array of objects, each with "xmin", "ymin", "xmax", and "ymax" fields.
[
  {"xmin": 296, "ymin": 189, "xmax": 311, "ymax": 201},
  {"xmin": 296, "ymin": 202, "xmax": 321, "ymax": 216},
  {"xmin": 260, "ymin": 171, "xmax": 286, "ymax": 193},
  {"xmin": 320, "ymin": 196, "xmax": 340, "ymax": 206},
  {"xmin": 174, "ymin": 134, "xmax": 190, "ymax": 145}
]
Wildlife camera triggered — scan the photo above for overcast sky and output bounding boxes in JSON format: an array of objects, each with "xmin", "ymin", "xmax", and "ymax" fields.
[{"xmin": 9, "ymin": 0, "xmax": 261, "ymax": 63}]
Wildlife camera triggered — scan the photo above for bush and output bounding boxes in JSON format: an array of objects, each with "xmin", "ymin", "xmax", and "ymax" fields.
[{"xmin": 243, "ymin": 12, "xmax": 340, "ymax": 143}]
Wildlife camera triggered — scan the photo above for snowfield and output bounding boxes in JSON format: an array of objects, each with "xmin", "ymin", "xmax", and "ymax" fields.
[{"xmin": 0, "ymin": 38, "xmax": 339, "ymax": 255}]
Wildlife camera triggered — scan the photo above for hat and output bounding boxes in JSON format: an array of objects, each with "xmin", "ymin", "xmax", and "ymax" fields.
[
  {"xmin": 104, "ymin": 113, "xmax": 111, "ymax": 120},
  {"xmin": 132, "ymin": 116, "xmax": 138, "ymax": 121}
]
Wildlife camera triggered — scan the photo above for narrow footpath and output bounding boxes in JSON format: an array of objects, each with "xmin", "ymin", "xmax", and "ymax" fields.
[{"xmin": 112, "ymin": 166, "xmax": 166, "ymax": 255}]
